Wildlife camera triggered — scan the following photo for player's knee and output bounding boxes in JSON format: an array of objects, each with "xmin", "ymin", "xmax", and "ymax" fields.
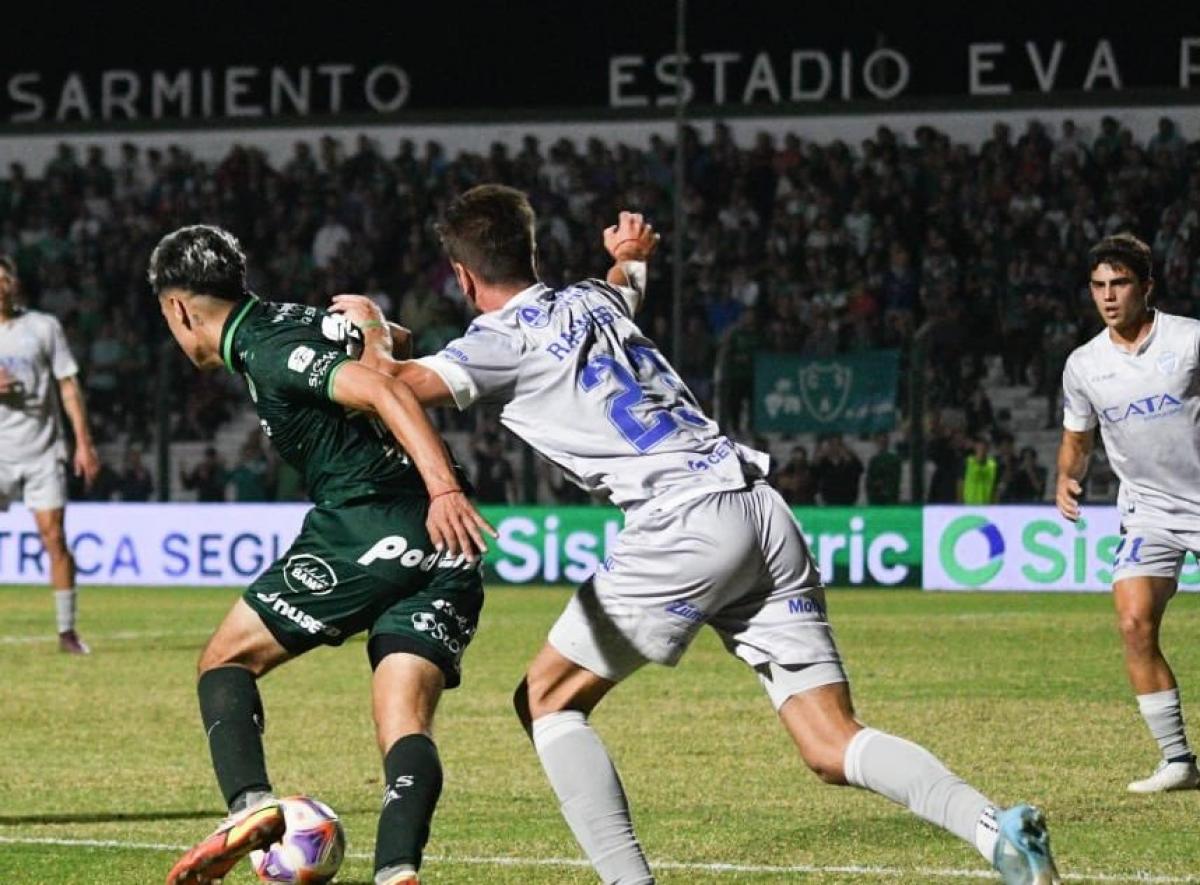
[
  {"xmin": 41, "ymin": 526, "xmax": 69, "ymax": 559},
  {"xmin": 1117, "ymin": 611, "xmax": 1157, "ymax": 650},
  {"xmin": 799, "ymin": 744, "xmax": 850, "ymax": 786}
]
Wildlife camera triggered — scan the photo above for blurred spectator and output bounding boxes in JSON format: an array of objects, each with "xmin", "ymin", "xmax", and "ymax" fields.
[
  {"xmin": 774, "ymin": 444, "xmax": 817, "ymax": 505},
  {"xmin": 960, "ymin": 438, "xmax": 998, "ymax": 504},
  {"xmin": 118, "ymin": 447, "xmax": 154, "ymax": 501},
  {"xmin": 2, "ymin": 113, "xmax": 1197, "ymax": 502},
  {"xmin": 1041, "ymin": 302, "xmax": 1079, "ymax": 427},
  {"xmin": 716, "ymin": 310, "xmax": 760, "ymax": 432},
  {"xmin": 1006, "ymin": 446, "xmax": 1048, "ymax": 503},
  {"xmin": 182, "ymin": 447, "xmax": 227, "ymax": 502},
  {"xmin": 227, "ymin": 434, "xmax": 274, "ymax": 502},
  {"xmin": 472, "ymin": 431, "xmax": 517, "ymax": 504},
  {"xmin": 865, "ymin": 433, "xmax": 902, "ymax": 504},
  {"xmin": 927, "ymin": 419, "xmax": 965, "ymax": 504},
  {"xmin": 815, "ymin": 434, "xmax": 863, "ymax": 505}
]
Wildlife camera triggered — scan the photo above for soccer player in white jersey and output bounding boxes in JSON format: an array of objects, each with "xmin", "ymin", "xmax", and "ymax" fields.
[
  {"xmin": 334, "ymin": 185, "xmax": 1060, "ymax": 884},
  {"xmin": 0, "ymin": 255, "xmax": 100, "ymax": 653},
  {"xmin": 1057, "ymin": 233, "xmax": 1200, "ymax": 793}
]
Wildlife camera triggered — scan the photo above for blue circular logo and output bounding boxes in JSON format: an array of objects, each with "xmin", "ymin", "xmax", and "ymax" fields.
[{"xmin": 518, "ymin": 305, "xmax": 550, "ymax": 328}]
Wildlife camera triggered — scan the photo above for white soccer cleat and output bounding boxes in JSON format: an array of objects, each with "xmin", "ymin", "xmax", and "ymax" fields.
[{"xmin": 1127, "ymin": 758, "xmax": 1200, "ymax": 793}]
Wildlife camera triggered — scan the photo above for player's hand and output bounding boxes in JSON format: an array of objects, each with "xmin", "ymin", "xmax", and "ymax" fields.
[
  {"xmin": 331, "ymin": 293, "xmax": 386, "ymax": 328},
  {"xmin": 604, "ymin": 211, "xmax": 660, "ymax": 262},
  {"xmin": 1056, "ymin": 476, "xmax": 1083, "ymax": 522},
  {"xmin": 426, "ymin": 489, "xmax": 498, "ymax": 563},
  {"xmin": 74, "ymin": 442, "xmax": 101, "ymax": 489},
  {"xmin": 330, "ymin": 294, "xmax": 394, "ymax": 363}
]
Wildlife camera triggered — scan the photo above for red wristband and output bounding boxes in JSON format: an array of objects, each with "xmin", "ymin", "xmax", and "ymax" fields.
[{"xmin": 430, "ymin": 488, "xmax": 462, "ymax": 501}]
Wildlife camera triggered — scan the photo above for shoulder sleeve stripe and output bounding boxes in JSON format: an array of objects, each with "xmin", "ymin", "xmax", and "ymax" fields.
[{"xmin": 325, "ymin": 356, "xmax": 350, "ymax": 400}]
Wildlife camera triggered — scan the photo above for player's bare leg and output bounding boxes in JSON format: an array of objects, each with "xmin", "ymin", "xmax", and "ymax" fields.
[
  {"xmin": 1113, "ymin": 576, "xmax": 1198, "ymax": 792},
  {"xmin": 779, "ymin": 680, "xmax": 1060, "ymax": 885},
  {"xmin": 515, "ymin": 643, "xmax": 653, "ymax": 885},
  {"xmin": 168, "ymin": 601, "xmax": 292, "ymax": 885},
  {"xmin": 370, "ymin": 650, "xmax": 446, "ymax": 885},
  {"xmin": 32, "ymin": 507, "xmax": 87, "ymax": 654}
]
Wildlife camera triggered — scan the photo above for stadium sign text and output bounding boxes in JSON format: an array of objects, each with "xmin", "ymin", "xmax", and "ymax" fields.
[
  {"xmin": 923, "ymin": 506, "xmax": 1200, "ymax": 592},
  {"xmin": 3, "ymin": 64, "xmax": 410, "ymax": 124},
  {"xmin": 0, "ymin": 503, "xmax": 922, "ymax": 588},
  {"xmin": 609, "ymin": 38, "xmax": 1200, "ymax": 107}
]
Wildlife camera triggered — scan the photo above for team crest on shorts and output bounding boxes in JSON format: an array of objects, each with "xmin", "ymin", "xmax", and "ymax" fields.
[
  {"xmin": 1157, "ymin": 351, "xmax": 1178, "ymax": 375},
  {"xmin": 284, "ymin": 554, "xmax": 338, "ymax": 596}
]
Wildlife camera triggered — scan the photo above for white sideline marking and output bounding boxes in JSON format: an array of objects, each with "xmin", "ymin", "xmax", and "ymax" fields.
[
  {"xmin": 0, "ymin": 629, "xmax": 210, "ymax": 645},
  {"xmin": 0, "ymin": 835, "xmax": 1196, "ymax": 882}
]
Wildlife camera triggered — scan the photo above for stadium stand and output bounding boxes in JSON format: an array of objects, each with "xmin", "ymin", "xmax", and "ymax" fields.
[{"xmin": 5, "ymin": 114, "xmax": 1195, "ymax": 504}]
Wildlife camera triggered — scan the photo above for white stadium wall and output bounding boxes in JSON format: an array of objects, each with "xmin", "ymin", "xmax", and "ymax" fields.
[{"xmin": 0, "ymin": 102, "xmax": 1198, "ymax": 171}]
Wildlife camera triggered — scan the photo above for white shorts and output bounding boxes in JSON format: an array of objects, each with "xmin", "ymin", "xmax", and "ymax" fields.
[
  {"xmin": 1112, "ymin": 524, "xmax": 1200, "ymax": 583},
  {"xmin": 0, "ymin": 452, "xmax": 68, "ymax": 512},
  {"xmin": 548, "ymin": 482, "xmax": 847, "ymax": 710}
]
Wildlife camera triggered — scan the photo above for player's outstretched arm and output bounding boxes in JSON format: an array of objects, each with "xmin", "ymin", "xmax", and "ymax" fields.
[
  {"xmin": 603, "ymin": 211, "xmax": 659, "ymax": 314},
  {"xmin": 57, "ymin": 375, "xmax": 100, "ymax": 488},
  {"xmin": 330, "ymin": 294, "xmax": 457, "ymax": 407},
  {"xmin": 1055, "ymin": 428, "xmax": 1093, "ymax": 522},
  {"xmin": 330, "ymin": 361, "xmax": 496, "ymax": 559}
]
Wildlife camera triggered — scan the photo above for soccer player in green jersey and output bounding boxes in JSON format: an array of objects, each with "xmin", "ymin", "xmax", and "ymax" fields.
[{"xmin": 150, "ymin": 225, "xmax": 494, "ymax": 885}]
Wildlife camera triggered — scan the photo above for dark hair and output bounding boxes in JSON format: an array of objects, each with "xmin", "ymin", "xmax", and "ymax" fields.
[
  {"xmin": 1088, "ymin": 233, "xmax": 1152, "ymax": 284},
  {"xmin": 435, "ymin": 184, "xmax": 537, "ymax": 285},
  {"xmin": 148, "ymin": 225, "xmax": 248, "ymax": 301},
  {"xmin": 0, "ymin": 254, "xmax": 16, "ymax": 278}
]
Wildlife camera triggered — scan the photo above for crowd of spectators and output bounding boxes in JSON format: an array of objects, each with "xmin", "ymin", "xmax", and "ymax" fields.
[{"xmin": 5, "ymin": 111, "xmax": 1198, "ymax": 503}]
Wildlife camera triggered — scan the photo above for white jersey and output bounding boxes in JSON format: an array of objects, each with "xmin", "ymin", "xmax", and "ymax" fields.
[
  {"xmin": 421, "ymin": 280, "xmax": 768, "ymax": 514},
  {"xmin": 1062, "ymin": 310, "xmax": 1200, "ymax": 531},
  {"xmin": 0, "ymin": 309, "xmax": 78, "ymax": 463}
]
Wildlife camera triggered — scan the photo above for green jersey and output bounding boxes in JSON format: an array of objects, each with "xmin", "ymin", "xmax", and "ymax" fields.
[{"xmin": 220, "ymin": 296, "xmax": 426, "ymax": 507}]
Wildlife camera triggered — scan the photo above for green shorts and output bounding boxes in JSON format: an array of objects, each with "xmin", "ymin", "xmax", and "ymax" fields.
[{"xmin": 244, "ymin": 497, "xmax": 483, "ymax": 688}]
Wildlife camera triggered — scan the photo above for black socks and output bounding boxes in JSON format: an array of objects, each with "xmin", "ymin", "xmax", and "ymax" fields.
[
  {"xmin": 197, "ymin": 666, "xmax": 272, "ymax": 811},
  {"xmin": 374, "ymin": 734, "xmax": 444, "ymax": 874}
]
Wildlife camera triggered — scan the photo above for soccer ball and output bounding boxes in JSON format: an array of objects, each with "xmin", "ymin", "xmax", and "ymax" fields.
[{"xmin": 249, "ymin": 795, "xmax": 346, "ymax": 884}]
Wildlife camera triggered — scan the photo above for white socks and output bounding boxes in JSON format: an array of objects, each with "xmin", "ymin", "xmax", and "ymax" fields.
[
  {"xmin": 844, "ymin": 727, "xmax": 997, "ymax": 863},
  {"xmin": 531, "ymin": 711, "xmax": 654, "ymax": 885},
  {"xmin": 54, "ymin": 589, "xmax": 76, "ymax": 633},
  {"xmin": 1137, "ymin": 688, "xmax": 1193, "ymax": 761}
]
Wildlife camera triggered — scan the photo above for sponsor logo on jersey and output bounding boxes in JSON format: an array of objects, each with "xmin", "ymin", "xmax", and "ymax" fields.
[
  {"xmin": 1100, "ymin": 392, "xmax": 1183, "ymax": 423},
  {"xmin": 441, "ymin": 345, "xmax": 470, "ymax": 363},
  {"xmin": 518, "ymin": 305, "xmax": 551, "ymax": 328},
  {"xmin": 271, "ymin": 303, "xmax": 318, "ymax": 324},
  {"xmin": 1157, "ymin": 351, "xmax": 1179, "ymax": 375},
  {"xmin": 287, "ymin": 345, "xmax": 316, "ymax": 373},
  {"xmin": 254, "ymin": 591, "xmax": 341, "ymax": 637},
  {"xmin": 664, "ymin": 599, "xmax": 705, "ymax": 623},
  {"xmin": 306, "ymin": 350, "xmax": 340, "ymax": 388},
  {"xmin": 357, "ymin": 534, "xmax": 475, "ymax": 571},
  {"xmin": 687, "ymin": 439, "xmax": 734, "ymax": 472},
  {"xmin": 283, "ymin": 553, "xmax": 338, "ymax": 595}
]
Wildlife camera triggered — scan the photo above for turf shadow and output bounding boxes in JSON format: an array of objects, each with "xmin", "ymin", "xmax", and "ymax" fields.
[{"xmin": 0, "ymin": 809, "xmax": 222, "ymax": 825}]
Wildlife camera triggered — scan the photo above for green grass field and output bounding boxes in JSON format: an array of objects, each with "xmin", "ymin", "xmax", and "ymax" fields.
[{"xmin": 1, "ymin": 585, "xmax": 1198, "ymax": 884}]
